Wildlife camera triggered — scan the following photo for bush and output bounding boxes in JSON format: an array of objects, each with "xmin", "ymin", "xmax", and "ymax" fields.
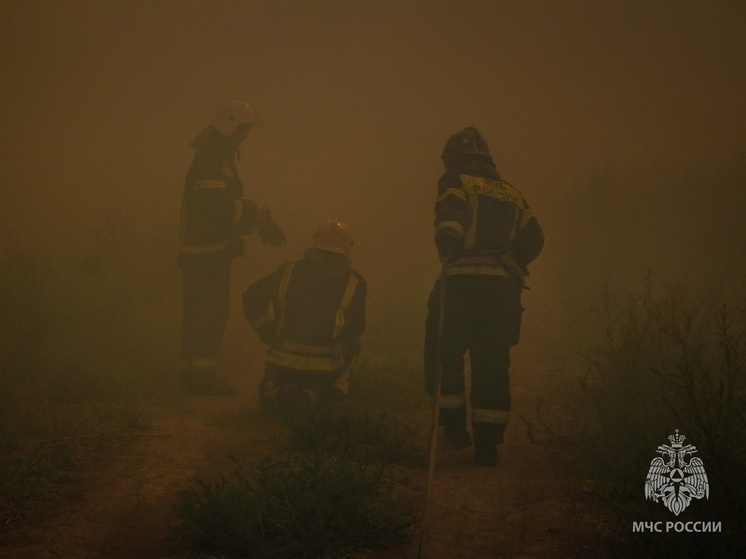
[
  {"xmin": 175, "ymin": 452, "xmax": 413, "ymax": 559},
  {"xmin": 536, "ymin": 274, "xmax": 746, "ymax": 557},
  {"xmin": 174, "ymin": 404, "xmax": 423, "ymax": 558},
  {"xmin": 281, "ymin": 408, "xmax": 425, "ymax": 467}
]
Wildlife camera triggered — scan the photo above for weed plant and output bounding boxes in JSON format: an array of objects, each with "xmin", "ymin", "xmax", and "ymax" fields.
[
  {"xmin": 0, "ymin": 224, "xmax": 170, "ymax": 533},
  {"xmin": 175, "ymin": 450, "xmax": 413, "ymax": 559},
  {"xmin": 536, "ymin": 274, "xmax": 746, "ymax": 557},
  {"xmin": 281, "ymin": 407, "xmax": 425, "ymax": 467}
]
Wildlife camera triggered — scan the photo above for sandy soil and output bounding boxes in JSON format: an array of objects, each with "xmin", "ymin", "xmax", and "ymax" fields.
[{"xmin": 0, "ymin": 347, "xmax": 611, "ymax": 559}]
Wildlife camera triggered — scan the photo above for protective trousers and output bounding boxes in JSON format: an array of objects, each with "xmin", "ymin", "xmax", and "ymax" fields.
[
  {"xmin": 180, "ymin": 254, "xmax": 232, "ymax": 371},
  {"xmin": 259, "ymin": 361, "xmax": 351, "ymax": 412},
  {"xmin": 424, "ymin": 274, "xmax": 523, "ymax": 447}
]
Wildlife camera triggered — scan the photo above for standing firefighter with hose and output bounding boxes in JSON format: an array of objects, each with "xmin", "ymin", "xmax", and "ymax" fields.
[
  {"xmin": 179, "ymin": 99, "xmax": 286, "ymax": 396},
  {"xmin": 242, "ymin": 218, "xmax": 367, "ymax": 414},
  {"xmin": 424, "ymin": 127, "xmax": 544, "ymax": 466}
]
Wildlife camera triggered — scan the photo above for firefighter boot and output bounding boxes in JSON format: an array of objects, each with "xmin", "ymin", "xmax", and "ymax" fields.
[
  {"xmin": 474, "ymin": 445, "xmax": 498, "ymax": 466},
  {"xmin": 472, "ymin": 422, "xmax": 504, "ymax": 466}
]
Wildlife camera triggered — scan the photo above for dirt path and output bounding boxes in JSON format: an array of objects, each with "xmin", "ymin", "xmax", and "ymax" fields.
[
  {"xmin": 0, "ymin": 347, "xmax": 285, "ymax": 559},
  {"xmin": 404, "ymin": 366, "xmax": 608, "ymax": 559},
  {"xmin": 0, "ymin": 353, "xmax": 610, "ymax": 559}
]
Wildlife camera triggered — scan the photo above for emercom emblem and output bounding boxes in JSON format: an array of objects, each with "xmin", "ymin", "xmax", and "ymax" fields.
[{"xmin": 645, "ymin": 430, "xmax": 709, "ymax": 516}]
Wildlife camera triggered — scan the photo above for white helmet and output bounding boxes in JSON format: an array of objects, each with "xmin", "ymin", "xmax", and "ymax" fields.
[{"xmin": 213, "ymin": 99, "xmax": 262, "ymax": 136}]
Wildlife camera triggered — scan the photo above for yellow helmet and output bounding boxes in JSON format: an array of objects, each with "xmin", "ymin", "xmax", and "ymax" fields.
[
  {"xmin": 213, "ymin": 99, "xmax": 262, "ymax": 136},
  {"xmin": 312, "ymin": 218, "xmax": 353, "ymax": 259}
]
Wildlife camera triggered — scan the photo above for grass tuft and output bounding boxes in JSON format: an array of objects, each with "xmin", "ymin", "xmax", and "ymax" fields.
[
  {"xmin": 281, "ymin": 408, "xmax": 425, "ymax": 467},
  {"xmin": 175, "ymin": 451, "xmax": 413, "ymax": 558}
]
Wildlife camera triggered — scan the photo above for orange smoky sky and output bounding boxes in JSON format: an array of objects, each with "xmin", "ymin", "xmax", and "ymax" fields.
[{"xmin": 1, "ymin": 0, "xmax": 745, "ymax": 358}]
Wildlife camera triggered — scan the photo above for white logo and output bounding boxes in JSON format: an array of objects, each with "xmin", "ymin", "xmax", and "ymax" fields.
[{"xmin": 645, "ymin": 430, "xmax": 709, "ymax": 516}]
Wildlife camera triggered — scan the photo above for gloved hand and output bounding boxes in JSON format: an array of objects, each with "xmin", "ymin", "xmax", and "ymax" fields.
[
  {"xmin": 437, "ymin": 234, "xmax": 462, "ymax": 264},
  {"xmin": 256, "ymin": 207, "xmax": 286, "ymax": 246}
]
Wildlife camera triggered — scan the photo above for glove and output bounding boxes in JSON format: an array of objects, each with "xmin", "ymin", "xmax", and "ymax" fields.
[
  {"xmin": 256, "ymin": 207, "xmax": 286, "ymax": 246},
  {"xmin": 436, "ymin": 234, "xmax": 462, "ymax": 264}
]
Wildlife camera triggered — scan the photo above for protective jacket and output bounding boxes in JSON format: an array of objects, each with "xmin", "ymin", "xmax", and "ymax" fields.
[
  {"xmin": 179, "ymin": 126, "xmax": 261, "ymax": 262},
  {"xmin": 242, "ymin": 249, "xmax": 367, "ymax": 375},
  {"xmin": 427, "ymin": 154, "xmax": 544, "ymax": 449},
  {"xmin": 434, "ymin": 159, "xmax": 543, "ymax": 279}
]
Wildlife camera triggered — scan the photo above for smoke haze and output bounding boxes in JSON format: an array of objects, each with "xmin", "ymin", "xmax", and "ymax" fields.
[{"xmin": 2, "ymin": 0, "xmax": 745, "ymax": 363}]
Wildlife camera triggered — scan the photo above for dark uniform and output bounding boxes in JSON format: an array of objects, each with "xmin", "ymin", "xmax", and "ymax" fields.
[
  {"xmin": 425, "ymin": 127, "xmax": 544, "ymax": 465},
  {"xmin": 179, "ymin": 99, "xmax": 284, "ymax": 395},
  {"xmin": 242, "ymin": 220, "xmax": 366, "ymax": 412}
]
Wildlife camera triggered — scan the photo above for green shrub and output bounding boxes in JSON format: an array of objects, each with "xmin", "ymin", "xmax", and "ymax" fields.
[
  {"xmin": 175, "ymin": 452, "xmax": 413, "ymax": 558},
  {"xmin": 541, "ymin": 275, "xmax": 746, "ymax": 557},
  {"xmin": 281, "ymin": 408, "xmax": 425, "ymax": 467}
]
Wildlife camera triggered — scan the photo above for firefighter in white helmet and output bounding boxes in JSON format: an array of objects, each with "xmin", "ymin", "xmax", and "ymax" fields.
[
  {"xmin": 179, "ymin": 99, "xmax": 286, "ymax": 396},
  {"xmin": 242, "ymin": 218, "xmax": 367, "ymax": 413}
]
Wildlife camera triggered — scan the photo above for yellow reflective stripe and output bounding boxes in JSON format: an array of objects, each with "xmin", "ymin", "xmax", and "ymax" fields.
[
  {"xmin": 266, "ymin": 349, "xmax": 344, "ymax": 371},
  {"xmin": 436, "ymin": 220, "xmax": 464, "ymax": 238},
  {"xmin": 436, "ymin": 187, "xmax": 467, "ymax": 202},
  {"xmin": 472, "ymin": 408, "xmax": 510, "ymax": 425},
  {"xmin": 276, "ymin": 263, "xmax": 294, "ymax": 334},
  {"xmin": 193, "ymin": 179, "xmax": 226, "ymax": 191},
  {"xmin": 233, "ymin": 199, "xmax": 243, "ymax": 224},
  {"xmin": 179, "ymin": 241, "xmax": 229, "ymax": 255},
  {"xmin": 277, "ymin": 340, "xmax": 334, "ymax": 355},
  {"xmin": 464, "ymin": 194, "xmax": 478, "ymax": 250},
  {"xmin": 333, "ymin": 274, "xmax": 358, "ymax": 337},
  {"xmin": 186, "ymin": 357, "xmax": 219, "ymax": 368},
  {"xmin": 445, "ymin": 265, "xmax": 512, "ymax": 278},
  {"xmin": 439, "ymin": 393, "xmax": 466, "ymax": 408},
  {"xmin": 333, "ymin": 367, "xmax": 352, "ymax": 396},
  {"xmin": 459, "ymin": 175, "xmax": 525, "ymax": 209}
]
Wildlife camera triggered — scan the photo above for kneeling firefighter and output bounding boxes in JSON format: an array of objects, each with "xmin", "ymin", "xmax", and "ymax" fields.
[{"xmin": 242, "ymin": 218, "xmax": 367, "ymax": 414}]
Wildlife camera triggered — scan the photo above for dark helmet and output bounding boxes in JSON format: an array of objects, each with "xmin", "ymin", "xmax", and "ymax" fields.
[{"xmin": 441, "ymin": 127, "xmax": 492, "ymax": 169}]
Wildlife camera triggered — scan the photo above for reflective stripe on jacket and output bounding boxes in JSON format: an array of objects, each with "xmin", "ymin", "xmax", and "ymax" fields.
[
  {"xmin": 242, "ymin": 250, "xmax": 367, "ymax": 373},
  {"xmin": 179, "ymin": 126, "xmax": 259, "ymax": 259},
  {"xmin": 266, "ymin": 262, "xmax": 358, "ymax": 371},
  {"xmin": 434, "ymin": 170, "xmax": 543, "ymax": 276}
]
